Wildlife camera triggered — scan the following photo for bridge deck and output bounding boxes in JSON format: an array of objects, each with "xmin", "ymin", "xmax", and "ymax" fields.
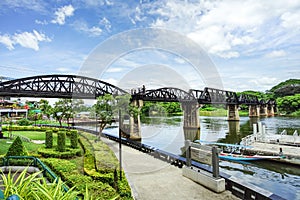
[{"xmin": 101, "ymin": 137, "xmax": 238, "ymax": 200}]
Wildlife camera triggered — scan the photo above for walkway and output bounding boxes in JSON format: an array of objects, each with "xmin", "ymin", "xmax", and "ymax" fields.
[{"xmin": 101, "ymin": 137, "xmax": 239, "ymax": 200}]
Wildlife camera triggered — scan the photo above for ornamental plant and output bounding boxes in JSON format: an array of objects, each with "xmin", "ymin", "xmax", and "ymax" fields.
[
  {"xmin": 57, "ymin": 131, "xmax": 66, "ymax": 152},
  {"xmin": 70, "ymin": 130, "xmax": 78, "ymax": 149},
  {"xmin": 5, "ymin": 136, "xmax": 28, "ymax": 157},
  {"xmin": 45, "ymin": 130, "xmax": 53, "ymax": 148}
]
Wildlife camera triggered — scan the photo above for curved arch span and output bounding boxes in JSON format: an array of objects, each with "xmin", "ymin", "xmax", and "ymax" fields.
[{"xmin": 0, "ymin": 74, "xmax": 128, "ymax": 99}]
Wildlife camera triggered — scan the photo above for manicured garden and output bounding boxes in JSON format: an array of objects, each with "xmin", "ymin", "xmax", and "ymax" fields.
[{"xmin": 0, "ymin": 125, "xmax": 132, "ymax": 200}]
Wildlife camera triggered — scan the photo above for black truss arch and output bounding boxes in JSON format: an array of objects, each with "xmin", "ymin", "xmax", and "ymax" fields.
[
  {"xmin": 131, "ymin": 87, "xmax": 196, "ymax": 102},
  {"xmin": 194, "ymin": 87, "xmax": 239, "ymax": 105},
  {"xmin": 238, "ymin": 93, "xmax": 259, "ymax": 105},
  {"xmin": 0, "ymin": 74, "xmax": 128, "ymax": 99}
]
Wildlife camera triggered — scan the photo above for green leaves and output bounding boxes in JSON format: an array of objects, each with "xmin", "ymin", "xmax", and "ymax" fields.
[
  {"xmin": 0, "ymin": 167, "xmax": 78, "ymax": 199},
  {"xmin": 277, "ymin": 94, "xmax": 300, "ymax": 114},
  {"xmin": 5, "ymin": 136, "xmax": 28, "ymax": 157}
]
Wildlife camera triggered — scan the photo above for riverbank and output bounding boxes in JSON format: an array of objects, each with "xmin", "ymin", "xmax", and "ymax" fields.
[{"xmin": 101, "ymin": 136, "xmax": 239, "ymax": 200}]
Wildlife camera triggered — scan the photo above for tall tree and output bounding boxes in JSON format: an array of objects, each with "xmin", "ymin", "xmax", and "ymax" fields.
[
  {"xmin": 39, "ymin": 99, "xmax": 52, "ymax": 119},
  {"xmin": 52, "ymin": 99, "xmax": 73, "ymax": 127},
  {"xmin": 93, "ymin": 94, "xmax": 115, "ymax": 138}
]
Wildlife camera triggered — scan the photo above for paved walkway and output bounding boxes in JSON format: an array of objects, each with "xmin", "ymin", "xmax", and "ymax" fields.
[{"xmin": 102, "ymin": 137, "xmax": 239, "ymax": 200}]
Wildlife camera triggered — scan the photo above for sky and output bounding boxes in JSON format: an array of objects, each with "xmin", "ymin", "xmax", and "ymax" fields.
[{"xmin": 0, "ymin": 0, "xmax": 300, "ymax": 93}]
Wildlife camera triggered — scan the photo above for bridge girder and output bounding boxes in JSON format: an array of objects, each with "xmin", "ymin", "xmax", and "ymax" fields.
[
  {"xmin": 190, "ymin": 87, "xmax": 239, "ymax": 105},
  {"xmin": 131, "ymin": 87, "xmax": 196, "ymax": 103},
  {"xmin": 0, "ymin": 74, "xmax": 276, "ymax": 106},
  {"xmin": 0, "ymin": 75, "xmax": 127, "ymax": 99}
]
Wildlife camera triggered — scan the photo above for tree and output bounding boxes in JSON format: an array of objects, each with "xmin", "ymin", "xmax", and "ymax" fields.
[
  {"xmin": 52, "ymin": 99, "xmax": 73, "ymax": 127},
  {"xmin": 276, "ymin": 94, "xmax": 300, "ymax": 114},
  {"xmin": 39, "ymin": 99, "xmax": 52, "ymax": 120},
  {"xmin": 93, "ymin": 94, "xmax": 115, "ymax": 138}
]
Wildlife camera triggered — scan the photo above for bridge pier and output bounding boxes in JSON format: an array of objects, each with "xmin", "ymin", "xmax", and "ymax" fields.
[
  {"xmin": 267, "ymin": 105, "xmax": 275, "ymax": 117},
  {"xmin": 249, "ymin": 105, "xmax": 260, "ymax": 117},
  {"xmin": 259, "ymin": 105, "xmax": 267, "ymax": 117},
  {"xmin": 183, "ymin": 128, "xmax": 200, "ymax": 142},
  {"xmin": 129, "ymin": 99, "xmax": 143, "ymax": 141},
  {"xmin": 227, "ymin": 104, "xmax": 240, "ymax": 121},
  {"xmin": 181, "ymin": 102, "xmax": 200, "ymax": 130}
]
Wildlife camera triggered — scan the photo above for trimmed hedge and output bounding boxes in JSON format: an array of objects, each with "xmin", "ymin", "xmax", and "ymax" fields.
[
  {"xmin": 5, "ymin": 136, "xmax": 28, "ymax": 156},
  {"xmin": 57, "ymin": 131, "xmax": 66, "ymax": 152},
  {"xmin": 78, "ymin": 132, "xmax": 132, "ymax": 199},
  {"xmin": 1, "ymin": 125, "xmax": 59, "ymax": 132},
  {"xmin": 70, "ymin": 130, "xmax": 78, "ymax": 149},
  {"xmin": 42, "ymin": 158, "xmax": 119, "ymax": 199},
  {"xmin": 38, "ymin": 147, "xmax": 82, "ymax": 158},
  {"xmin": 45, "ymin": 130, "xmax": 53, "ymax": 148}
]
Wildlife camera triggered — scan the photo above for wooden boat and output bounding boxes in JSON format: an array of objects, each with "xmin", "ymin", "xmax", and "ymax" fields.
[
  {"xmin": 194, "ymin": 140, "xmax": 281, "ymax": 161},
  {"xmin": 219, "ymin": 152, "xmax": 281, "ymax": 161}
]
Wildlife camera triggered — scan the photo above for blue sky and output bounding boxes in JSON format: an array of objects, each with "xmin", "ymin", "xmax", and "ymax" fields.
[{"xmin": 0, "ymin": 0, "xmax": 299, "ymax": 92}]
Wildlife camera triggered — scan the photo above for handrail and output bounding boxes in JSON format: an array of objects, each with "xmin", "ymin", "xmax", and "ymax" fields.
[{"xmin": 1, "ymin": 156, "xmax": 69, "ymax": 192}]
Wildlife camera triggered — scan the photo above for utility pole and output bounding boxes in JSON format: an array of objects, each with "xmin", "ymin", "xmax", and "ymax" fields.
[{"xmin": 118, "ymin": 109, "xmax": 122, "ymax": 180}]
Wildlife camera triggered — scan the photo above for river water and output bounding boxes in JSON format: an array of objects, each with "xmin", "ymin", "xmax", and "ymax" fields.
[{"xmin": 103, "ymin": 116, "xmax": 300, "ymax": 200}]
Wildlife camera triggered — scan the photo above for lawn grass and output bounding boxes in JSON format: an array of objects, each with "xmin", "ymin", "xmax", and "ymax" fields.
[
  {"xmin": 0, "ymin": 130, "xmax": 72, "ymax": 155},
  {"xmin": 0, "ymin": 137, "xmax": 44, "ymax": 155},
  {"xmin": 2, "ymin": 131, "xmax": 46, "ymax": 140}
]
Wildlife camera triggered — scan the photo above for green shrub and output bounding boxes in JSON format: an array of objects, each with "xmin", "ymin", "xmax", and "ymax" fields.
[
  {"xmin": 42, "ymin": 158, "xmax": 119, "ymax": 199},
  {"xmin": 17, "ymin": 118, "xmax": 32, "ymax": 126},
  {"xmin": 38, "ymin": 147, "xmax": 82, "ymax": 159},
  {"xmin": 52, "ymin": 128, "xmax": 59, "ymax": 133},
  {"xmin": 70, "ymin": 130, "xmax": 78, "ymax": 149},
  {"xmin": 118, "ymin": 171, "xmax": 133, "ymax": 198},
  {"xmin": 5, "ymin": 136, "xmax": 28, "ymax": 157},
  {"xmin": 45, "ymin": 130, "xmax": 53, "ymax": 148},
  {"xmin": 57, "ymin": 131, "xmax": 66, "ymax": 152}
]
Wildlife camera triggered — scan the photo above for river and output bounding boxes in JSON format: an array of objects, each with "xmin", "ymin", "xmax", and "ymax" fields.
[{"xmin": 103, "ymin": 115, "xmax": 300, "ymax": 200}]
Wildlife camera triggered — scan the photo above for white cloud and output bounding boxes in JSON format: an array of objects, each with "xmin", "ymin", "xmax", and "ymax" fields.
[
  {"xmin": 0, "ymin": 30, "xmax": 51, "ymax": 51},
  {"xmin": 13, "ymin": 30, "xmax": 51, "ymax": 51},
  {"xmin": 56, "ymin": 67, "xmax": 73, "ymax": 73},
  {"xmin": 106, "ymin": 67, "xmax": 125, "ymax": 73},
  {"xmin": 149, "ymin": 0, "xmax": 300, "ymax": 59},
  {"xmin": 51, "ymin": 5, "xmax": 75, "ymax": 25},
  {"xmin": 250, "ymin": 77, "xmax": 278, "ymax": 88},
  {"xmin": 35, "ymin": 20, "xmax": 48, "ymax": 25},
  {"xmin": 0, "ymin": 34, "xmax": 14, "ymax": 50},
  {"xmin": 280, "ymin": 11, "xmax": 300, "ymax": 28},
  {"xmin": 73, "ymin": 20, "xmax": 102, "ymax": 37},
  {"xmin": 99, "ymin": 17, "xmax": 111, "ymax": 31},
  {"xmin": 0, "ymin": 0, "xmax": 46, "ymax": 13},
  {"xmin": 82, "ymin": 0, "xmax": 113, "ymax": 7},
  {"xmin": 265, "ymin": 50, "xmax": 287, "ymax": 58}
]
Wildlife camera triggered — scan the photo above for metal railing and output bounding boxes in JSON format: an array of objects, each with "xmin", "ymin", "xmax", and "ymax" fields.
[{"xmin": 1, "ymin": 156, "xmax": 68, "ymax": 192}]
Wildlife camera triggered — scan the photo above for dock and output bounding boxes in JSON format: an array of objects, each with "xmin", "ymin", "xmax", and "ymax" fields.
[{"xmin": 241, "ymin": 122, "xmax": 300, "ymax": 165}]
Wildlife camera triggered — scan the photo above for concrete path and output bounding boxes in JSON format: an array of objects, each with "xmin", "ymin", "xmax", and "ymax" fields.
[{"xmin": 101, "ymin": 137, "xmax": 239, "ymax": 200}]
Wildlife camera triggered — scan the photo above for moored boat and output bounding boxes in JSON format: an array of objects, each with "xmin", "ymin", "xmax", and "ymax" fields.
[{"xmin": 219, "ymin": 152, "xmax": 281, "ymax": 161}]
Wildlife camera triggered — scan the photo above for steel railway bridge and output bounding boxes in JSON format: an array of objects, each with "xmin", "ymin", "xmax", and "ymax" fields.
[{"xmin": 0, "ymin": 75, "xmax": 276, "ymax": 140}]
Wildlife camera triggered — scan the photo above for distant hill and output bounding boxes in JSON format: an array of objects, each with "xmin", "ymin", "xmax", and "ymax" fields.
[{"xmin": 269, "ymin": 79, "xmax": 300, "ymax": 97}]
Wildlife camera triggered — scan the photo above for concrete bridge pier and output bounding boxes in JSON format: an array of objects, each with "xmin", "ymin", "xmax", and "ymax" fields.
[
  {"xmin": 267, "ymin": 105, "xmax": 275, "ymax": 117},
  {"xmin": 181, "ymin": 102, "xmax": 200, "ymax": 141},
  {"xmin": 181, "ymin": 102, "xmax": 200, "ymax": 129},
  {"xmin": 183, "ymin": 128, "xmax": 200, "ymax": 142},
  {"xmin": 249, "ymin": 105, "xmax": 260, "ymax": 117},
  {"xmin": 227, "ymin": 104, "xmax": 240, "ymax": 121},
  {"xmin": 259, "ymin": 105, "xmax": 267, "ymax": 117},
  {"xmin": 129, "ymin": 99, "xmax": 143, "ymax": 140}
]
